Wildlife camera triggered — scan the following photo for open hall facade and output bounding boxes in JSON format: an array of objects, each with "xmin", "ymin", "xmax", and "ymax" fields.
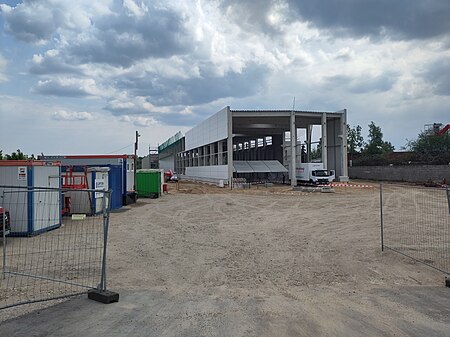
[{"xmin": 159, "ymin": 106, "xmax": 348, "ymax": 187}]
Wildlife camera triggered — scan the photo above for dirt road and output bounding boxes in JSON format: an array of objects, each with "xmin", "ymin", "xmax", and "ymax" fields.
[
  {"xmin": 103, "ymin": 182, "xmax": 447, "ymax": 336},
  {"xmin": 1, "ymin": 181, "xmax": 449, "ymax": 336}
]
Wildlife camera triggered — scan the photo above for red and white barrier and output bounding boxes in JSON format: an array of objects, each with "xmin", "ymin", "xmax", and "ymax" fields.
[{"xmin": 329, "ymin": 183, "xmax": 374, "ymax": 188}]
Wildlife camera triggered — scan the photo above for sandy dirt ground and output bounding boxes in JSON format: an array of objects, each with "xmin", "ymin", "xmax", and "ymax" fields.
[{"xmin": 1, "ymin": 181, "xmax": 449, "ymax": 336}]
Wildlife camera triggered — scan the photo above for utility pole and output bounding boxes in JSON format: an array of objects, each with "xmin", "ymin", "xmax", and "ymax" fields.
[{"xmin": 134, "ymin": 130, "xmax": 140, "ymax": 191}]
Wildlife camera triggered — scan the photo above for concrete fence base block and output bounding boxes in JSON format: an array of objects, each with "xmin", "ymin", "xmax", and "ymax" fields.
[{"xmin": 88, "ymin": 289, "xmax": 120, "ymax": 304}]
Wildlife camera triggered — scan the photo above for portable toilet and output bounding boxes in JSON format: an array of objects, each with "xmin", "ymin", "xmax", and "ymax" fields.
[
  {"xmin": 136, "ymin": 169, "xmax": 161, "ymax": 198},
  {"xmin": 0, "ymin": 160, "xmax": 61, "ymax": 236}
]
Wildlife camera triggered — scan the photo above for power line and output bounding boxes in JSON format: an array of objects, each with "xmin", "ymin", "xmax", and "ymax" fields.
[{"xmin": 106, "ymin": 143, "xmax": 134, "ymax": 154}]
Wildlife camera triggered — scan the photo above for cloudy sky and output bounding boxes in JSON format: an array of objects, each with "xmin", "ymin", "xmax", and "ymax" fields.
[{"xmin": 1, "ymin": 0, "xmax": 449, "ymax": 156}]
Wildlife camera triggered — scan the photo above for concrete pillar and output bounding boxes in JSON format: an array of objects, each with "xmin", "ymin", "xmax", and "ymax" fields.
[
  {"xmin": 209, "ymin": 143, "xmax": 214, "ymax": 165},
  {"xmin": 290, "ymin": 111, "xmax": 297, "ymax": 187},
  {"xmin": 227, "ymin": 107, "xmax": 233, "ymax": 188},
  {"xmin": 340, "ymin": 109, "xmax": 349, "ymax": 181},
  {"xmin": 218, "ymin": 140, "xmax": 223, "ymax": 165},
  {"xmin": 306, "ymin": 124, "xmax": 312, "ymax": 163},
  {"xmin": 321, "ymin": 113, "xmax": 328, "ymax": 169},
  {"xmin": 198, "ymin": 146, "xmax": 203, "ymax": 166}
]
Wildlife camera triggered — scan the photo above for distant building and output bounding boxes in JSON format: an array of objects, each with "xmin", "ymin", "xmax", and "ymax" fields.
[
  {"xmin": 141, "ymin": 147, "xmax": 159, "ymax": 169},
  {"xmin": 159, "ymin": 106, "xmax": 348, "ymax": 187}
]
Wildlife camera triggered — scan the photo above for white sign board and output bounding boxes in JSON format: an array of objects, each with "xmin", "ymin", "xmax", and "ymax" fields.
[
  {"xmin": 95, "ymin": 179, "xmax": 106, "ymax": 198},
  {"xmin": 18, "ymin": 166, "xmax": 27, "ymax": 181}
]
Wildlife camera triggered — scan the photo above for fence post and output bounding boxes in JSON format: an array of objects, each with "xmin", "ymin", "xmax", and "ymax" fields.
[
  {"xmin": 380, "ymin": 183, "xmax": 384, "ymax": 251},
  {"xmin": 88, "ymin": 190, "xmax": 119, "ymax": 304},
  {"xmin": 2, "ymin": 208, "xmax": 6, "ymax": 279},
  {"xmin": 447, "ymin": 188, "xmax": 450, "ymax": 214},
  {"xmin": 2, "ymin": 192, "xmax": 6, "ymax": 277},
  {"xmin": 100, "ymin": 191, "xmax": 109, "ymax": 292}
]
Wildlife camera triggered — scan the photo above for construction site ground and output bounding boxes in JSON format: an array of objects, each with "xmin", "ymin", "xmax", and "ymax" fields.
[{"xmin": 1, "ymin": 180, "xmax": 449, "ymax": 336}]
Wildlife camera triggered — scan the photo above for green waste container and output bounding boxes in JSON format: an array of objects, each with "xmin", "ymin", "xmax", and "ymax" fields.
[{"xmin": 136, "ymin": 170, "xmax": 161, "ymax": 198}]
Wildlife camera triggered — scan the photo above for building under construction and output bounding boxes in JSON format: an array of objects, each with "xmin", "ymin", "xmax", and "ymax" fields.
[{"xmin": 159, "ymin": 106, "xmax": 348, "ymax": 187}]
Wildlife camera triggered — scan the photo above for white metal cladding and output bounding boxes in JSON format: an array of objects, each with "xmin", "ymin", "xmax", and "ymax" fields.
[
  {"xmin": 185, "ymin": 165, "xmax": 228, "ymax": 179},
  {"xmin": 0, "ymin": 166, "xmax": 29, "ymax": 233},
  {"xmin": 159, "ymin": 156, "xmax": 175, "ymax": 171},
  {"xmin": 33, "ymin": 166, "xmax": 60, "ymax": 188},
  {"xmin": 33, "ymin": 166, "xmax": 60, "ymax": 232},
  {"xmin": 0, "ymin": 165, "xmax": 61, "ymax": 234},
  {"xmin": 185, "ymin": 107, "xmax": 228, "ymax": 151},
  {"xmin": 1, "ymin": 187, "xmax": 28, "ymax": 233},
  {"xmin": 0, "ymin": 165, "xmax": 29, "ymax": 188},
  {"xmin": 126, "ymin": 168, "xmax": 134, "ymax": 192}
]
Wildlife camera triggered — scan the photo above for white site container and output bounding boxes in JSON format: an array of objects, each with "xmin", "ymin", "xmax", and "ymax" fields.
[
  {"xmin": 66, "ymin": 167, "xmax": 110, "ymax": 215},
  {"xmin": 0, "ymin": 160, "xmax": 61, "ymax": 236}
]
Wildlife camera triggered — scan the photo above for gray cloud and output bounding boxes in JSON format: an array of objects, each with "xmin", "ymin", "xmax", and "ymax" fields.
[
  {"xmin": 33, "ymin": 78, "xmax": 97, "ymax": 97},
  {"xmin": 0, "ymin": 2, "xmax": 64, "ymax": 43},
  {"xmin": 219, "ymin": 0, "xmax": 285, "ymax": 36},
  {"xmin": 287, "ymin": 0, "xmax": 450, "ymax": 40},
  {"xmin": 66, "ymin": 6, "xmax": 191, "ymax": 68},
  {"xmin": 423, "ymin": 58, "xmax": 450, "ymax": 96},
  {"xmin": 29, "ymin": 53, "xmax": 80, "ymax": 75},
  {"xmin": 52, "ymin": 110, "xmax": 94, "ymax": 121},
  {"xmin": 113, "ymin": 63, "xmax": 268, "ymax": 107},
  {"xmin": 2, "ymin": 1, "xmax": 192, "ymax": 68},
  {"xmin": 324, "ymin": 72, "xmax": 398, "ymax": 94}
]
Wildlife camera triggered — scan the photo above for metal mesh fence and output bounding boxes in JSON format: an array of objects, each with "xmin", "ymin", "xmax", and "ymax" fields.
[
  {"xmin": 0, "ymin": 186, "xmax": 110, "ymax": 309},
  {"xmin": 380, "ymin": 183, "xmax": 450, "ymax": 274}
]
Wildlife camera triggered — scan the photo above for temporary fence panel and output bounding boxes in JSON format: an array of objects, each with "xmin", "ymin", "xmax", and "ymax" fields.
[
  {"xmin": 44, "ymin": 155, "xmax": 135, "ymax": 207},
  {"xmin": 91, "ymin": 168, "xmax": 109, "ymax": 214},
  {"xmin": 65, "ymin": 167, "xmax": 109, "ymax": 215},
  {"xmin": 380, "ymin": 183, "xmax": 450, "ymax": 274},
  {"xmin": 0, "ymin": 186, "xmax": 111, "ymax": 310}
]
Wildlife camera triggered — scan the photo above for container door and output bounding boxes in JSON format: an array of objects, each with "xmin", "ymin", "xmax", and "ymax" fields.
[{"xmin": 108, "ymin": 165, "xmax": 123, "ymax": 209}]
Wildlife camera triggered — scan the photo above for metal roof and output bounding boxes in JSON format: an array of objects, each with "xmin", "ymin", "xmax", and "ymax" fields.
[
  {"xmin": 230, "ymin": 109, "xmax": 344, "ymax": 115},
  {"xmin": 233, "ymin": 160, "xmax": 288, "ymax": 173}
]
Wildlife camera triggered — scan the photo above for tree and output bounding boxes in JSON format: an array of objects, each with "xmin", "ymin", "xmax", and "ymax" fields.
[
  {"xmin": 310, "ymin": 138, "xmax": 322, "ymax": 160},
  {"xmin": 406, "ymin": 128, "xmax": 450, "ymax": 164},
  {"xmin": 4, "ymin": 149, "xmax": 27, "ymax": 160},
  {"xmin": 347, "ymin": 124, "xmax": 364, "ymax": 159},
  {"xmin": 363, "ymin": 122, "xmax": 394, "ymax": 155}
]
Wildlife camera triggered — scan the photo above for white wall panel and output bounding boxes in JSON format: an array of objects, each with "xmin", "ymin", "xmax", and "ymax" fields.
[
  {"xmin": 185, "ymin": 107, "xmax": 228, "ymax": 150},
  {"xmin": 185, "ymin": 165, "xmax": 228, "ymax": 180},
  {"xmin": 159, "ymin": 156, "xmax": 175, "ymax": 171}
]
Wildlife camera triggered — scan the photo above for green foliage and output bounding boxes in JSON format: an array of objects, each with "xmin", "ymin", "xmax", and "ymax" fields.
[
  {"xmin": 1, "ymin": 149, "xmax": 28, "ymax": 160},
  {"xmin": 406, "ymin": 129, "xmax": 450, "ymax": 164},
  {"xmin": 347, "ymin": 124, "xmax": 364, "ymax": 158},
  {"xmin": 137, "ymin": 156, "xmax": 143, "ymax": 170},
  {"xmin": 363, "ymin": 121, "xmax": 394, "ymax": 155},
  {"xmin": 310, "ymin": 138, "xmax": 322, "ymax": 160}
]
